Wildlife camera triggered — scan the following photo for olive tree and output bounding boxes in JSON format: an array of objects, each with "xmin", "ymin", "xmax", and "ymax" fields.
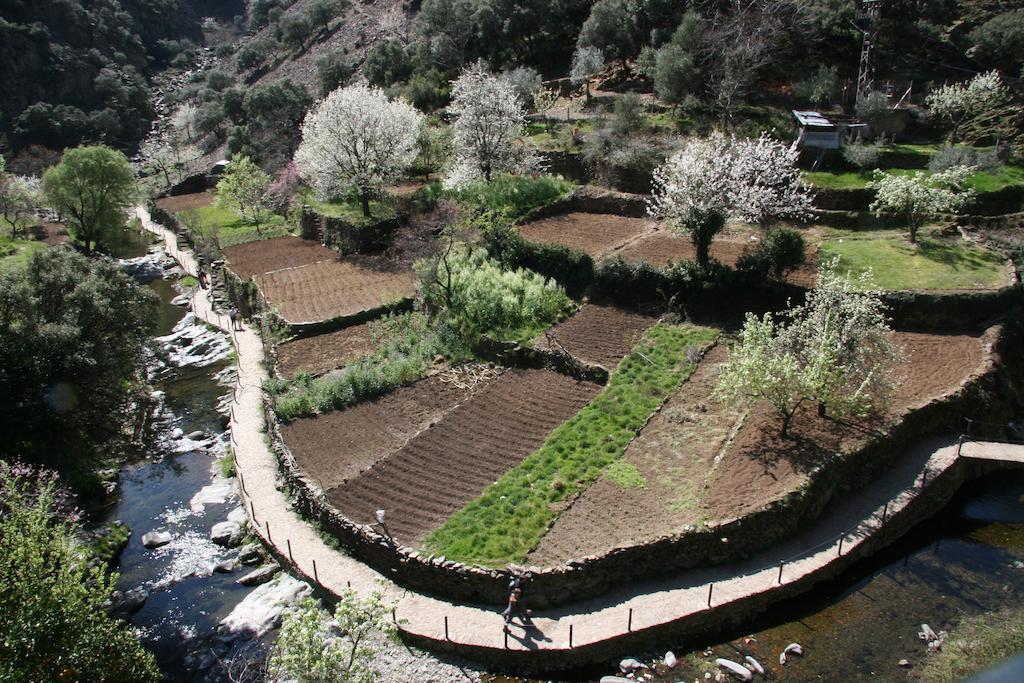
[
  {"xmin": 446, "ymin": 61, "xmax": 536, "ymax": 188},
  {"xmin": 869, "ymin": 167, "xmax": 974, "ymax": 243},
  {"xmin": 570, "ymin": 45, "xmax": 604, "ymax": 103},
  {"xmin": 926, "ymin": 71, "xmax": 1007, "ymax": 143},
  {"xmin": 268, "ymin": 590, "xmax": 397, "ymax": 683},
  {"xmin": 295, "ymin": 83, "xmax": 423, "ymax": 216},
  {"xmin": 717, "ymin": 261, "xmax": 899, "ymax": 438},
  {"xmin": 215, "ymin": 155, "xmax": 271, "ymax": 232},
  {"xmin": 41, "ymin": 145, "xmax": 136, "ymax": 254}
]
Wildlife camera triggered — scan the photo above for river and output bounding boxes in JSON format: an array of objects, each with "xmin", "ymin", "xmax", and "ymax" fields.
[{"xmin": 104, "ymin": 230, "xmax": 1024, "ymax": 681}]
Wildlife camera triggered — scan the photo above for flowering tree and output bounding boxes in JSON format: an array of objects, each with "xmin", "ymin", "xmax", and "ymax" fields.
[
  {"xmin": 215, "ymin": 155, "xmax": 271, "ymax": 232},
  {"xmin": 730, "ymin": 132, "xmax": 814, "ymax": 228},
  {"xmin": 0, "ymin": 158, "xmax": 40, "ymax": 238},
  {"xmin": 446, "ymin": 61, "xmax": 536, "ymax": 188},
  {"xmin": 268, "ymin": 590, "xmax": 397, "ymax": 683},
  {"xmin": 295, "ymin": 83, "xmax": 423, "ymax": 217},
  {"xmin": 648, "ymin": 133, "xmax": 733, "ymax": 269},
  {"xmin": 926, "ymin": 71, "xmax": 1007, "ymax": 143},
  {"xmin": 650, "ymin": 132, "xmax": 812, "ymax": 268},
  {"xmin": 570, "ymin": 45, "xmax": 604, "ymax": 103},
  {"xmin": 717, "ymin": 260, "xmax": 899, "ymax": 437},
  {"xmin": 869, "ymin": 167, "xmax": 974, "ymax": 243}
]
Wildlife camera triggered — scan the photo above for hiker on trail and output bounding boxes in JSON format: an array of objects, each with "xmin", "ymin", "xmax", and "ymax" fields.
[
  {"xmin": 229, "ymin": 307, "xmax": 241, "ymax": 331},
  {"xmin": 197, "ymin": 266, "xmax": 209, "ymax": 289},
  {"xmin": 502, "ymin": 573, "xmax": 532, "ymax": 626}
]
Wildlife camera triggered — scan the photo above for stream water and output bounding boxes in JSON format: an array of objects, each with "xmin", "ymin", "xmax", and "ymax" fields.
[{"xmin": 103, "ymin": 232, "xmax": 1024, "ymax": 682}]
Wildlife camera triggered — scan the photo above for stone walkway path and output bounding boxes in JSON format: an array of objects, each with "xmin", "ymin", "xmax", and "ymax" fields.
[{"xmin": 136, "ymin": 206, "xmax": 1024, "ymax": 664}]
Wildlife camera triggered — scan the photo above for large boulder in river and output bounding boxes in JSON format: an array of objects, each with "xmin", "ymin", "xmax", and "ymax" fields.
[
  {"xmin": 142, "ymin": 530, "xmax": 172, "ymax": 549},
  {"xmin": 218, "ymin": 574, "xmax": 312, "ymax": 640},
  {"xmin": 211, "ymin": 521, "xmax": 244, "ymax": 548},
  {"xmin": 236, "ymin": 564, "xmax": 280, "ymax": 587}
]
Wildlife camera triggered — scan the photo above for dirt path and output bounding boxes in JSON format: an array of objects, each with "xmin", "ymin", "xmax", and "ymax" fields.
[{"xmin": 135, "ymin": 204, "xmax": 1024, "ymax": 665}]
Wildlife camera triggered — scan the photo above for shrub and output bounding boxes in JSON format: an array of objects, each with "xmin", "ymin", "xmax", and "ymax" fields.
[
  {"xmin": 928, "ymin": 145, "xmax": 1003, "ymax": 174},
  {"xmin": 418, "ymin": 246, "xmax": 574, "ymax": 342},
  {"xmin": 969, "ymin": 9, "xmax": 1024, "ymax": 74},
  {"xmin": 316, "ymin": 50, "xmax": 354, "ymax": 96},
  {"xmin": 841, "ymin": 137, "xmax": 882, "ymax": 173},
  {"xmin": 236, "ymin": 41, "xmax": 272, "ymax": 70},
  {"xmin": 794, "ymin": 65, "xmax": 837, "ymax": 107},
  {"xmin": 447, "ymin": 174, "xmax": 574, "ymax": 219},
  {"xmin": 363, "ymin": 40, "xmax": 413, "ymax": 87},
  {"xmin": 737, "ymin": 227, "xmax": 806, "ymax": 279}
]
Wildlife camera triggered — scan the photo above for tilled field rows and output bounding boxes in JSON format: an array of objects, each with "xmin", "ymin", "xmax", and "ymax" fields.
[
  {"xmin": 517, "ymin": 212, "xmax": 655, "ymax": 257},
  {"xmin": 223, "ymin": 236, "xmax": 338, "ymax": 280},
  {"xmin": 281, "ymin": 375, "xmax": 482, "ymax": 491},
  {"xmin": 256, "ymin": 258, "xmax": 417, "ymax": 324},
  {"xmin": 326, "ymin": 369, "xmax": 602, "ymax": 546},
  {"xmin": 533, "ymin": 303, "xmax": 657, "ymax": 369}
]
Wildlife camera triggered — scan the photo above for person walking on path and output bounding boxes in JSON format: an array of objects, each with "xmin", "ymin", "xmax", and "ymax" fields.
[
  {"xmin": 502, "ymin": 573, "xmax": 532, "ymax": 627},
  {"xmin": 197, "ymin": 266, "xmax": 210, "ymax": 289},
  {"xmin": 229, "ymin": 307, "xmax": 242, "ymax": 331}
]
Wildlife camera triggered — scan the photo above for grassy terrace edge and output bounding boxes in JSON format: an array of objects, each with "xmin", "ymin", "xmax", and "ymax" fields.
[{"xmin": 424, "ymin": 322, "xmax": 719, "ymax": 566}]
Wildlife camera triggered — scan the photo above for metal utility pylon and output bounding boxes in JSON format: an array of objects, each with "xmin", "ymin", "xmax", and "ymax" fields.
[{"xmin": 855, "ymin": 1, "xmax": 882, "ymax": 105}]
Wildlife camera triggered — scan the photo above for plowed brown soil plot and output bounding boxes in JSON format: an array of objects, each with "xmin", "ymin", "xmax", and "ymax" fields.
[
  {"xmin": 532, "ymin": 304, "xmax": 657, "ymax": 369},
  {"xmin": 281, "ymin": 375, "xmax": 481, "ymax": 491},
  {"xmin": 518, "ymin": 212, "xmax": 654, "ymax": 257},
  {"xmin": 618, "ymin": 229, "xmax": 819, "ymax": 287},
  {"xmin": 256, "ymin": 257, "xmax": 417, "ymax": 324},
  {"xmin": 154, "ymin": 191, "xmax": 215, "ymax": 213},
  {"xmin": 223, "ymin": 236, "xmax": 337, "ymax": 280},
  {"xmin": 275, "ymin": 323, "xmax": 374, "ymax": 378},
  {"xmin": 529, "ymin": 331, "xmax": 986, "ymax": 565},
  {"xmin": 326, "ymin": 369, "xmax": 601, "ymax": 546}
]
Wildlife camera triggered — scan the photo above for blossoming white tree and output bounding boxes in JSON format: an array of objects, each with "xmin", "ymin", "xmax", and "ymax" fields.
[
  {"xmin": 730, "ymin": 132, "xmax": 815, "ymax": 228},
  {"xmin": 648, "ymin": 132, "xmax": 734, "ymax": 268},
  {"xmin": 649, "ymin": 132, "xmax": 813, "ymax": 268},
  {"xmin": 295, "ymin": 83, "xmax": 424, "ymax": 217},
  {"xmin": 446, "ymin": 61, "xmax": 536, "ymax": 188},
  {"xmin": 926, "ymin": 70, "xmax": 1007, "ymax": 143},
  {"xmin": 0, "ymin": 158, "xmax": 40, "ymax": 238},
  {"xmin": 869, "ymin": 166, "xmax": 974, "ymax": 243},
  {"xmin": 717, "ymin": 260, "xmax": 899, "ymax": 437}
]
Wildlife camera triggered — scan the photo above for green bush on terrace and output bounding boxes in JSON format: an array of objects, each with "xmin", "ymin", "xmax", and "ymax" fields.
[
  {"xmin": 266, "ymin": 313, "xmax": 468, "ymax": 422},
  {"xmin": 425, "ymin": 323, "xmax": 719, "ymax": 566},
  {"xmin": 418, "ymin": 174, "xmax": 574, "ymax": 219},
  {"xmin": 419, "ymin": 245, "xmax": 574, "ymax": 343}
]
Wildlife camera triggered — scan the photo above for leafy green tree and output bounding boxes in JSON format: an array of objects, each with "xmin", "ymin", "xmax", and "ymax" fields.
[
  {"xmin": 570, "ymin": 45, "xmax": 604, "ymax": 102},
  {"xmin": 242, "ymin": 79, "xmax": 313, "ymax": 167},
  {"xmin": 969, "ymin": 10, "xmax": 1024, "ymax": 74},
  {"xmin": 0, "ymin": 464, "xmax": 159, "ymax": 682},
  {"xmin": 576, "ymin": 0, "xmax": 640, "ymax": 67},
  {"xmin": 41, "ymin": 145, "xmax": 136, "ymax": 254},
  {"xmin": 308, "ymin": 0, "xmax": 347, "ymax": 34},
  {"xmin": 269, "ymin": 591, "xmax": 397, "ymax": 683},
  {"xmin": 317, "ymin": 49, "xmax": 355, "ymax": 96},
  {"xmin": 717, "ymin": 261, "xmax": 899, "ymax": 437},
  {"xmin": 216, "ymin": 156, "xmax": 271, "ymax": 231},
  {"xmin": 652, "ymin": 44, "xmax": 697, "ymax": 107},
  {"xmin": 0, "ymin": 249, "xmax": 157, "ymax": 474},
  {"xmin": 363, "ymin": 40, "xmax": 413, "ymax": 87}
]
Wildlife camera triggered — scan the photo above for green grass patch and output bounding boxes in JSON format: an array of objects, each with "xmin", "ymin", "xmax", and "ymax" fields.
[
  {"xmin": 182, "ymin": 205, "xmax": 290, "ymax": 248},
  {"xmin": 434, "ymin": 174, "xmax": 575, "ymax": 220},
  {"xmin": 805, "ymin": 163, "xmax": 1024, "ymax": 192},
  {"xmin": 306, "ymin": 195, "xmax": 398, "ymax": 225},
  {"xmin": 218, "ymin": 453, "xmax": 236, "ymax": 479},
  {"xmin": 424, "ymin": 323, "xmax": 718, "ymax": 566},
  {"xmin": 525, "ymin": 121, "xmax": 594, "ymax": 151},
  {"xmin": 179, "ymin": 274, "xmax": 198, "ymax": 288},
  {"xmin": 604, "ymin": 460, "xmax": 646, "ymax": 490},
  {"xmin": 0, "ymin": 235, "xmax": 47, "ymax": 273},
  {"xmin": 819, "ymin": 232, "xmax": 1007, "ymax": 290},
  {"xmin": 916, "ymin": 607, "xmax": 1024, "ymax": 682}
]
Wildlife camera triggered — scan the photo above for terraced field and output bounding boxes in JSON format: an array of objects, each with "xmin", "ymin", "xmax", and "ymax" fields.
[
  {"xmin": 281, "ymin": 375, "xmax": 483, "ymax": 491},
  {"xmin": 275, "ymin": 322, "xmax": 374, "ymax": 377},
  {"xmin": 518, "ymin": 212, "xmax": 654, "ymax": 257},
  {"xmin": 325, "ymin": 369, "xmax": 601, "ymax": 545},
  {"xmin": 256, "ymin": 257, "xmax": 417, "ymax": 324},
  {"xmin": 532, "ymin": 303, "xmax": 657, "ymax": 369},
  {"xmin": 223, "ymin": 236, "xmax": 337, "ymax": 280}
]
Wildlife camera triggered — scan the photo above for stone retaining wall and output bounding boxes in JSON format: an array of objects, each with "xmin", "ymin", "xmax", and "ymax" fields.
[{"xmin": 267, "ymin": 321, "xmax": 1015, "ymax": 609}]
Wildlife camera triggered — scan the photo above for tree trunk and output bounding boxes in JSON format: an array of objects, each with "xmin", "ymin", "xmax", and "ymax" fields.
[
  {"xmin": 908, "ymin": 220, "xmax": 918, "ymax": 244},
  {"xmin": 360, "ymin": 189, "xmax": 371, "ymax": 218},
  {"xmin": 817, "ymin": 402, "xmax": 826, "ymax": 418},
  {"xmin": 585, "ymin": 81, "xmax": 591, "ymax": 104},
  {"xmin": 695, "ymin": 237, "xmax": 710, "ymax": 270}
]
